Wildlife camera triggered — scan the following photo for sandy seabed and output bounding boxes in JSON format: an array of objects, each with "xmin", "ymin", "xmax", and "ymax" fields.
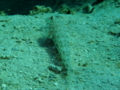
[{"xmin": 0, "ymin": 1, "xmax": 120, "ymax": 90}]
